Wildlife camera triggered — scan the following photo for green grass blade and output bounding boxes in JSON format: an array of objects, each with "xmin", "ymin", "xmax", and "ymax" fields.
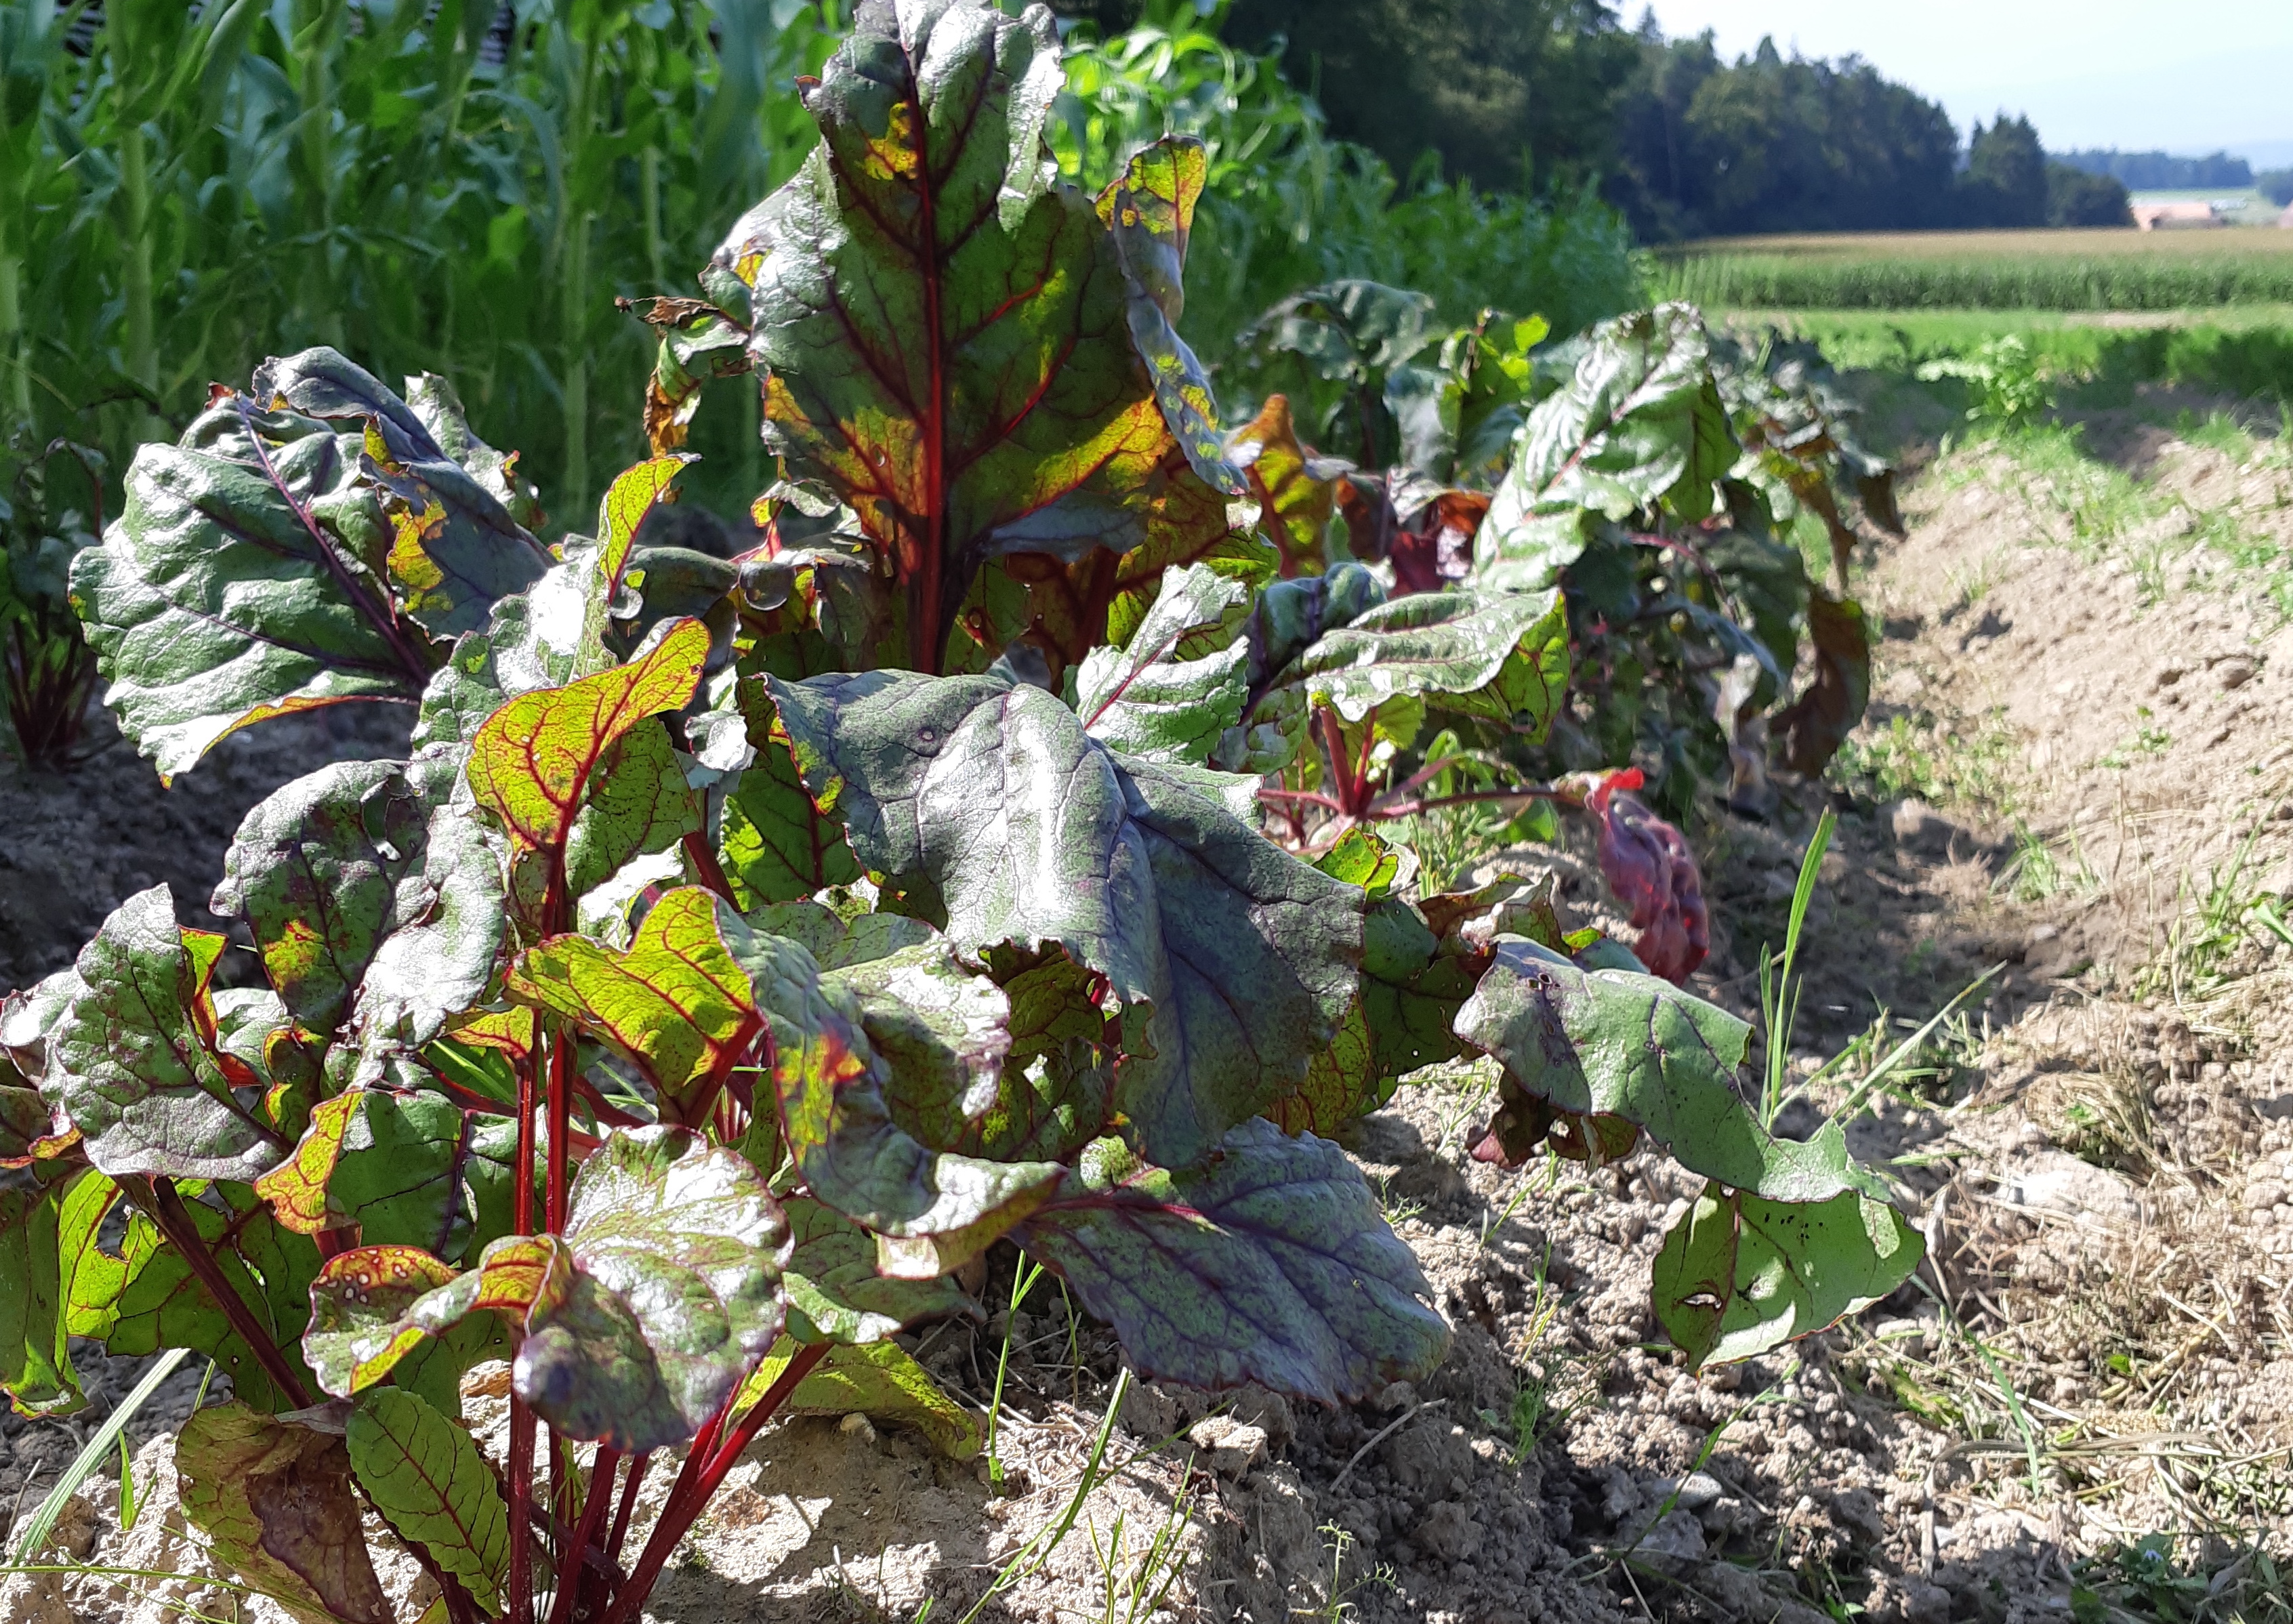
[
  {"xmin": 1763, "ymin": 808, "xmax": 1836, "ymax": 1123},
  {"xmin": 9, "ymin": 1346, "xmax": 192, "ymax": 1561}
]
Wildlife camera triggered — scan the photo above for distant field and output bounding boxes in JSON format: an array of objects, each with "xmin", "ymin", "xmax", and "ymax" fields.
[
  {"xmin": 1713, "ymin": 306, "xmax": 2293, "ymax": 402},
  {"xmin": 1658, "ymin": 229, "xmax": 2293, "ymax": 311}
]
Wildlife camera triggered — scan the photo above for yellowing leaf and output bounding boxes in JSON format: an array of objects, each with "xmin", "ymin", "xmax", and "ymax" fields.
[
  {"xmin": 467, "ymin": 617, "xmax": 709, "ymax": 860},
  {"xmin": 175, "ymin": 1402, "xmax": 391, "ymax": 1624},
  {"xmin": 507, "ymin": 888, "xmax": 765, "ymax": 1125}
]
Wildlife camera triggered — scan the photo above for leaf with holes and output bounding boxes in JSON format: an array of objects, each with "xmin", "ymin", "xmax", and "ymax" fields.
[
  {"xmin": 346, "ymin": 1386, "xmax": 510, "ymax": 1614},
  {"xmin": 633, "ymin": 297, "xmax": 755, "ymax": 457},
  {"xmin": 768, "ymin": 669, "xmax": 1363, "ymax": 1170},
  {"xmin": 175, "ymin": 1402, "xmax": 392, "ymax": 1624},
  {"xmin": 716, "ymin": 0, "xmax": 1207, "ymax": 671},
  {"xmin": 1014, "ymin": 1122, "xmax": 1449, "ymax": 1402},
  {"xmin": 1653, "ymin": 1184, "xmax": 1922, "ymax": 1369},
  {"xmin": 47, "ymin": 887, "xmax": 299, "ymax": 1183}
]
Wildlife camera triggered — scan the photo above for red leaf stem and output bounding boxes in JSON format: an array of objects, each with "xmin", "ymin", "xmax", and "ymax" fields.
[
  {"xmin": 141, "ymin": 1177, "xmax": 313, "ymax": 1411},
  {"xmin": 545, "ymin": 1445, "xmax": 619, "ymax": 1624},
  {"xmin": 598, "ymin": 1343, "xmax": 831, "ymax": 1624}
]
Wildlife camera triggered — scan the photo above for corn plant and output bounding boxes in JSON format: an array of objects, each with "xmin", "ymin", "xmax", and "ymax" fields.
[{"xmin": 1, "ymin": 9, "xmax": 1918, "ymax": 1623}]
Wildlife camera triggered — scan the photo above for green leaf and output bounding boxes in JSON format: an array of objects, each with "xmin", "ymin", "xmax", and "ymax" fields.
[
  {"xmin": 1278, "ymin": 586, "xmax": 1570, "ymax": 734},
  {"xmin": 720, "ymin": 675, "xmax": 862, "ymax": 908},
  {"xmin": 1455, "ymin": 937, "xmax": 1885, "ymax": 1203},
  {"xmin": 741, "ymin": 1335, "xmax": 982, "ymax": 1460},
  {"xmin": 211, "ymin": 751, "xmax": 506, "ymax": 1061},
  {"xmin": 508, "ymin": 888, "xmax": 766, "ymax": 1125},
  {"xmin": 1095, "ymin": 136, "xmax": 1243, "ymax": 496},
  {"xmin": 307, "ymin": 1127, "xmax": 789, "ymax": 1453},
  {"xmin": 745, "ymin": 902, "xmax": 936, "ymax": 970},
  {"xmin": 561, "ymin": 716, "xmax": 704, "ymax": 912},
  {"xmin": 1073, "ymin": 563, "xmax": 1249, "ymax": 765},
  {"xmin": 1476, "ymin": 305, "xmax": 1736, "ymax": 594},
  {"xmin": 409, "ymin": 540, "xmax": 636, "ymax": 752},
  {"xmin": 0, "ymin": 1183, "xmax": 79, "ymax": 1415},
  {"xmin": 175, "ymin": 1402, "xmax": 392, "ymax": 1624},
  {"xmin": 822, "ymin": 940, "xmax": 1011, "ymax": 1140},
  {"xmin": 254, "ymin": 1089, "xmax": 518, "ymax": 1263},
  {"xmin": 48, "ymin": 887, "xmax": 297, "ymax": 1182},
  {"xmin": 68, "ymin": 394, "xmax": 428, "ymax": 781},
  {"xmin": 1653, "ymin": 1184, "xmax": 1923, "ymax": 1369},
  {"xmin": 767, "ymin": 669, "xmax": 1363, "ymax": 1169},
  {"xmin": 1264, "ymin": 897, "xmax": 1477, "ymax": 1137},
  {"xmin": 403, "ymin": 372, "xmax": 545, "ymax": 535},
  {"xmin": 56, "ymin": 1171, "xmax": 146, "ymax": 1342},
  {"xmin": 1016, "ymin": 1122, "xmax": 1450, "ymax": 1403},
  {"xmin": 718, "ymin": 0, "xmax": 1206, "ymax": 669},
  {"xmin": 466, "ymin": 615, "xmax": 709, "ymax": 876},
  {"xmin": 346, "ymin": 1387, "xmax": 510, "ymax": 1615},
  {"xmin": 781, "ymin": 1195, "xmax": 975, "ymax": 1347},
  {"xmin": 257, "ymin": 348, "xmax": 550, "ymax": 629},
  {"xmin": 106, "ymin": 1183, "xmax": 322, "ymax": 1415},
  {"xmin": 751, "ymin": 923, "xmax": 1067, "ymax": 1281}
]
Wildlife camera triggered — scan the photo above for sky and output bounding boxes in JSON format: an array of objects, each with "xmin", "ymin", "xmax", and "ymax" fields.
[{"xmin": 1629, "ymin": 1, "xmax": 2293, "ymax": 167}]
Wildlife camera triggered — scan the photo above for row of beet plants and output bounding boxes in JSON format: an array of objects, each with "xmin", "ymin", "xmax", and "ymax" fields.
[{"xmin": 0, "ymin": 5, "xmax": 1919, "ymax": 1623}]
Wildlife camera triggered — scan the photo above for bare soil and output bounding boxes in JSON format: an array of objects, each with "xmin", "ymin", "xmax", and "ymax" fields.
[{"xmin": 7, "ymin": 410, "xmax": 2293, "ymax": 1623}]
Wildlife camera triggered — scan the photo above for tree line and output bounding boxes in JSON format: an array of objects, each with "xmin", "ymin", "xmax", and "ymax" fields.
[{"xmin": 1063, "ymin": 1, "xmax": 2141, "ymax": 240}]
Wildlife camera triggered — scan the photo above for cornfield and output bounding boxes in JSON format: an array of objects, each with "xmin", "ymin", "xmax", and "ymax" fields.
[{"xmin": 1657, "ymin": 229, "xmax": 2293, "ymax": 312}]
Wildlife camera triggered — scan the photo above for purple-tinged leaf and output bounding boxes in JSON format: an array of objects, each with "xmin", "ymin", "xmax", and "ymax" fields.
[
  {"xmin": 68, "ymin": 396, "xmax": 426, "ymax": 782},
  {"xmin": 211, "ymin": 750, "xmax": 507, "ymax": 1063},
  {"xmin": 766, "ymin": 669, "xmax": 1363, "ymax": 1169},
  {"xmin": 175, "ymin": 1402, "xmax": 392, "ymax": 1624},
  {"xmin": 1586, "ymin": 772, "xmax": 1709, "ymax": 984},
  {"xmin": 1455, "ymin": 937, "xmax": 1895, "ymax": 1207},
  {"xmin": 719, "ymin": 0, "xmax": 1207, "ymax": 671},
  {"xmin": 1015, "ymin": 1122, "xmax": 1450, "ymax": 1402}
]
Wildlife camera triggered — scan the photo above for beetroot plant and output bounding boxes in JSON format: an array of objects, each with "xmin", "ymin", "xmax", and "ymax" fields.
[{"xmin": 1, "ymin": 6, "xmax": 1920, "ymax": 1621}]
